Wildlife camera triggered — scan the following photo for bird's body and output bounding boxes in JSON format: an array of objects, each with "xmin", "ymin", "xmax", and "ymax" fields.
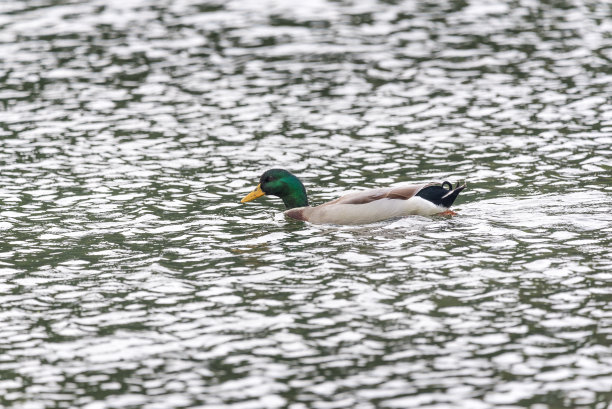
[
  {"xmin": 241, "ymin": 169, "xmax": 465, "ymax": 225},
  {"xmin": 285, "ymin": 185, "xmax": 447, "ymax": 224}
]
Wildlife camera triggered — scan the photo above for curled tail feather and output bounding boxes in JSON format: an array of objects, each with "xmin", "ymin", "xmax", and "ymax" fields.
[{"xmin": 416, "ymin": 181, "xmax": 466, "ymax": 208}]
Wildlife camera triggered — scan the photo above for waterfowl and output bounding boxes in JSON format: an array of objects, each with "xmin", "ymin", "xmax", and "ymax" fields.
[{"xmin": 241, "ymin": 169, "xmax": 466, "ymax": 225}]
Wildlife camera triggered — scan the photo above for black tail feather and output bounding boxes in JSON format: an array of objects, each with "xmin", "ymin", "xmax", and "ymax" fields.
[{"xmin": 416, "ymin": 181, "xmax": 466, "ymax": 208}]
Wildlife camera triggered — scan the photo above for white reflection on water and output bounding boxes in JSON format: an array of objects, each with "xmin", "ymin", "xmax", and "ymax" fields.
[{"xmin": 1, "ymin": 0, "xmax": 612, "ymax": 408}]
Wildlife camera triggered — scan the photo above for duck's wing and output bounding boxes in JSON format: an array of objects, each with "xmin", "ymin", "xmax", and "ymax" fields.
[
  {"xmin": 327, "ymin": 184, "xmax": 432, "ymax": 205},
  {"xmin": 283, "ymin": 185, "xmax": 428, "ymax": 222}
]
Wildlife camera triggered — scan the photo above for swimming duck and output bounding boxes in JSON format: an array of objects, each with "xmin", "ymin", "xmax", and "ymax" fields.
[{"xmin": 241, "ymin": 169, "xmax": 466, "ymax": 225}]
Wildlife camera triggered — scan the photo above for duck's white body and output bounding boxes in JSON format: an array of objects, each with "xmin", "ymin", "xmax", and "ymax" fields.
[
  {"xmin": 286, "ymin": 196, "xmax": 445, "ymax": 225},
  {"xmin": 283, "ymin": 184, "xmax": 457, "ymax": 225}
]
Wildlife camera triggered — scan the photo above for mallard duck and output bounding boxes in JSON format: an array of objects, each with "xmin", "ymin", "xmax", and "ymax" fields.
[{"xmin": 241, "ymin": 169, "xmax": 466, "ymax": 225}]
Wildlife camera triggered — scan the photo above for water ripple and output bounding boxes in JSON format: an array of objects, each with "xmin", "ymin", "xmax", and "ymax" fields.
[{"xmin": 1, "ymin": 0, "xmax": 611, "ymax": 408}]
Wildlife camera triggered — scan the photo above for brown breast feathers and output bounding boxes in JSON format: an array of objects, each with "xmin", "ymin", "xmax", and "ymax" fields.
[{"xmin": 284, "ymin": 208, "xmax": 308, "ymax": 221}]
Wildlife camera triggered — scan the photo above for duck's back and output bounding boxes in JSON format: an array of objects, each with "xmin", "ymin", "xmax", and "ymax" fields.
[{"xmin": 327, "ymin": 184, "xmax": 430, "ymax": 205}]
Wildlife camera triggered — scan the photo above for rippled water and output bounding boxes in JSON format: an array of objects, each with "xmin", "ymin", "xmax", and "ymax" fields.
[{"xmin": 1, "ymin": 0, "xmax": 611, "ymax": 408}]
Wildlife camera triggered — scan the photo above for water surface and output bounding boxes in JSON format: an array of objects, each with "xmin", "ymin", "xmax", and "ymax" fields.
[{"xmin": 1, "ymin": 0, "xmax": 611, "ymax": 408}]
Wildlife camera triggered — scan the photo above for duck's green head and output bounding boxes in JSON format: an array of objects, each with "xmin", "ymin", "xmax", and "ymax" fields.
[{"xmin": 241, "ymin": 169, "xmax": 309, "ymax": 209}]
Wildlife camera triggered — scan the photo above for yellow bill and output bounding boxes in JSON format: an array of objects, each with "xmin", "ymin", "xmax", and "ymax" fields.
[{"xmin": 241, "ymin": 184, "xmax": 266, "ymax": 203}]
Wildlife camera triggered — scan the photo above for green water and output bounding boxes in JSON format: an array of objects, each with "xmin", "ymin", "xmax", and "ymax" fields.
[{"xmin": 0, "ymin": 0, "xmax": 611, "ymax": 408}]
